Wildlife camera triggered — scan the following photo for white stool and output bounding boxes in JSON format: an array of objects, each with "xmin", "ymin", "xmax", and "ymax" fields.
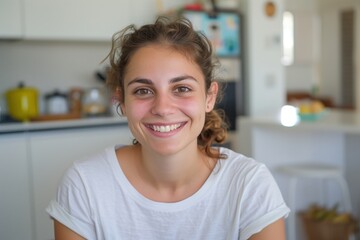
[{"xmin": 278, "ymin": 164, "xmax": 352, "ymax": 240}]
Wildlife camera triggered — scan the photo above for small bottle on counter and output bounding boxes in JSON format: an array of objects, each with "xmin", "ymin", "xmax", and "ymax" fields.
[
  {"xmin": 69, "ymin": 88, "xmax": 83, "ymax": 114},
  {"xmin": 82, "ymin": 87, "xmax": 108, "ymax": 117}
]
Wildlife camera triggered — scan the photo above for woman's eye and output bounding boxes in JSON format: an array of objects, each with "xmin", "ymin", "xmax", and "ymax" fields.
[
  {"xmin": 174, "ymin": 86, "xmax": 191, "ymax": 93},
  {"xmin": 134, "ymin": 88, "xmax": 153, "ymax": 96}
]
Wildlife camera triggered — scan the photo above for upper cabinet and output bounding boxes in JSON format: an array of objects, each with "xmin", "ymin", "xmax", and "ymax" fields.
[
  {"xmin": 23, "ymin": 0, "xmax": 158, "ymax": 41},
  {"xmin": 0, "ymin": 0, "xmax": 185, "ymax": 41},
  {"xmin": 0, "ymin": 0, "xmax": 23, "ymax": 38}
]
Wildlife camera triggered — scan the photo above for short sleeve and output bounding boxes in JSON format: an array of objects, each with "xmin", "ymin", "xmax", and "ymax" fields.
[
  {"xmin": 46, "ymin": 165, "xmax": 96, "ymax": 239},
  {"xmin": 239, "ymin": 164, "xmax": 290, "ymax": 240}
]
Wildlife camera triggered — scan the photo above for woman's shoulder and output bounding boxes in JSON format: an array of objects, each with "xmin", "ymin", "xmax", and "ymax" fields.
[
  {"xmin": 62, "ymin": 145, "xmax": 122, "ymax": 181},
  {"xmin": 74, "ymin": 145, "xmax": 115, "ymax": 167},
  {"xmin": 219, "ymin": 147, "xmax": 263, "ymax": 168},
  {"xmin": 216, "ymin": 147, "xmax": 270, "ymax": 180}
]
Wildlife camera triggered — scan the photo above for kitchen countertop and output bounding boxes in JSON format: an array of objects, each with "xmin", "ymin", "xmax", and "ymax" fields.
[
  {"xmin": 239, "ymin": 108, "xmax": 360, "ymax": 134},
  {"xmin": 0, "ymin": 116, "xmax": 128, "ymax": 134},
  {"xmin": 237, "ymin": 108, "xmax": 360, "ymax": 230}
]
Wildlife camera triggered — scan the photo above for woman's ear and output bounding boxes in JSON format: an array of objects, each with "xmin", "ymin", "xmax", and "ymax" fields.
[
  {"xmin": 120, "ymin": 103, "xmax": 126, "ymax": 115},
  {"xmin": 206, "ymin": 82, "xmax": 218, "ymax": 112},
  {"xmin": 112, "ymin": 87, "xmax": 126, "ymax": 115}
]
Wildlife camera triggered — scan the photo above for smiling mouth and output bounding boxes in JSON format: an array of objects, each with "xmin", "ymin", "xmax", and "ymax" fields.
[{"xmin": 147, "ymin": 122, "xmax": 185, "ymax": 133}]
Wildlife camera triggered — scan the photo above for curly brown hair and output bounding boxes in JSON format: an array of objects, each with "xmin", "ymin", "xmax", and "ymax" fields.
[{"xmin": 106, "ymin": 16, "xmax": 228, "ymax": 160}]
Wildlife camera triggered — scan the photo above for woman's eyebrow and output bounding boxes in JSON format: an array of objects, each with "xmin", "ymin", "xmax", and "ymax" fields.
[
  {"xmin": 127, "ymin": 75, "xmax": 198, "ymax": 87},
  {"xmin": 169, "ymin": 75, "xmax": 198, "ymax": 83},
  {"xmin": 127, "ymin": 78, "xmax": 153, "ymax": 87}
]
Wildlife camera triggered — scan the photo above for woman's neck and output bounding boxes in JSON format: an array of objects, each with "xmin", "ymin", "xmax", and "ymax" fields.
[
  {"xmin": 133, "ymin": 144, "xmax": 216, "ymax": 202},
  {"xmin": 140, "ymin": 144, "xmax": 203, "ymax": 183}
]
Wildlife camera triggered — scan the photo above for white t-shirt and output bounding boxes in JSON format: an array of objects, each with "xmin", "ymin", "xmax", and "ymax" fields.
[{"xmin": 47, "ymin": 145, "xmax": 289, "ymax": 240}]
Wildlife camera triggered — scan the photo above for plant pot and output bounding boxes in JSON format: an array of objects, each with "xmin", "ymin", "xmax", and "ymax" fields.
[{"xmin": 299, "ymin": 212, "xmax": 354, "ymax": 240}]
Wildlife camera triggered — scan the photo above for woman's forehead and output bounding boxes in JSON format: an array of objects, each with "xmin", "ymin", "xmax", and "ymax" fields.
[{"xmin": 125, "ymin": 45, "xmax": 200, "ymax": 73}]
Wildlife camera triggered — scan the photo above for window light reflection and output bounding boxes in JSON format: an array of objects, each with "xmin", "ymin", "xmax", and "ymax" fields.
[
  {"xmin": 282, "ymin": 11, "xmax": 294, "ymax": 66},
  {"xmin": 280, "ymin": 105, "xmax": 299, "ymax": 127}
]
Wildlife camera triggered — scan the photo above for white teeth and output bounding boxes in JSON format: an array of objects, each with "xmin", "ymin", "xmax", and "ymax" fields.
[{"xmin": 151, "ymin": 123, "xmax": 181, "ymax": 133}]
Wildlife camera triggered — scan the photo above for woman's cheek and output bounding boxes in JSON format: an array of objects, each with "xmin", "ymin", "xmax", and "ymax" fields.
[
  {"xmin": 181, "ymin": 96, "xmax": 206, "ymax": 110},
  {"xmin": 126, "ymin": 101, "xmax": 150, "ymax": 119}
]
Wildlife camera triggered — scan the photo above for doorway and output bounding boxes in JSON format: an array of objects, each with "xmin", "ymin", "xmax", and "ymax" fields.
[{"xmin": 340, "ymin": 9, "xmax": 356, "ymax": 109}]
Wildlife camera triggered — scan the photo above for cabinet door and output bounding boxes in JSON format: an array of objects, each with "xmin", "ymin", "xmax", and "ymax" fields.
[
  {"xmin": 24, "ymin": 0, "xmax": 133, "ymax": 40},
  {"xmin": 23, "ymin": 0, "xmax": 190, "ymax": 40},
  {"xmin": 29, "ymin": 125, "xmax": 133, "ymax": 239},
  {"xmin": 0, "ymin": 0, "xmax": 23, "ymax": 38},
  {"xmin": 0, "ymin": 133, "xmax": 33, "ymax": 240}
]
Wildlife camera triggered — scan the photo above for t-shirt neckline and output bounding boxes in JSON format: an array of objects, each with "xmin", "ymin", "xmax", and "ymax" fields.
[{"xmin": 106, "ymin": 145, "xmax": 222, "ymax": 212}]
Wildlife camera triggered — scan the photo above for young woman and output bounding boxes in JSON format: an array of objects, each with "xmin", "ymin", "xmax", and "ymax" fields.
[{"xmin": 47, "ymin": 17, "xmax": 289, "ymax": 240}]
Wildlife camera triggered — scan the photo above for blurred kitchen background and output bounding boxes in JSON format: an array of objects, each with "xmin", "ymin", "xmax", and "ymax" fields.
[
  {"xmin": 1, "ymin": 0, "xmax": 360, "ymax": 239},
  {"xmin": 1, "ymin": 0, "xmax": 359, "ymax": 121}
]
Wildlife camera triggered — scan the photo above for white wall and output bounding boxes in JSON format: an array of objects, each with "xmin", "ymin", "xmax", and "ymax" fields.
[
  {"xmin": 0, "ymin": 41, "xmax": 111, "ymax": 112},
  {"xmin": 241, "ymin": 0, "xmax": 286, "ymax": 116},
  {"xmin": 284, "ymin": 0, "xmax": 321, "ymax": 92},
  {"xmin": 0, "ymin": 41, "xmax": 110, "ymax": 92}
]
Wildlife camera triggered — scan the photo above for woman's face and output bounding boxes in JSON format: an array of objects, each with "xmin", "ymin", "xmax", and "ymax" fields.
[{"xmin": 121, "ymin": 44, "xmax": 218, "ymax": 156}]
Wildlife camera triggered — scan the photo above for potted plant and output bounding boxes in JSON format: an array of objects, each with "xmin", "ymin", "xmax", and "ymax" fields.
[{"xmin": 299, "ymin": 204, "xmax": 358, "ymax": 240}]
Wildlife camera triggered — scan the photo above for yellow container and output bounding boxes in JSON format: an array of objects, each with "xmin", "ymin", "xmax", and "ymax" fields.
[{"xmin": 6, "ymin": 84, "xmax": 39, "ymax": 121}]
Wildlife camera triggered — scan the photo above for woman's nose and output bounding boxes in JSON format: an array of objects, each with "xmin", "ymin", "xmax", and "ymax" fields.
[{"xmin": 151, "ymin": 93, "xmax": 174, "ymax": 116}]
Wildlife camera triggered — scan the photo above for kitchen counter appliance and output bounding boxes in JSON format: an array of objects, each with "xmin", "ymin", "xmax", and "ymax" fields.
[
  {"xmin": 82, "ymin": 87, "xmax": 109, "ymax": 117},
  {"xmin": 5, "ymin": 82, "xmax": 39, "ymax": 122}
]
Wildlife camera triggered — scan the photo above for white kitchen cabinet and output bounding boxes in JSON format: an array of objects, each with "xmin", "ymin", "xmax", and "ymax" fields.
[
  {"xmin": 0, "ymin": 0, "xmax": 23, "ymax": 38},
  {"xmin": 0, "ymin": 133, "xmax": 33, "ymax": 240},
  {"xmin": 29, "ymin": 125, "xmax": 133, "ymax": 239},
  {"xmin": 3, "ymin": 0, "xmax": 186, "ymax": 41},
  {"xmin": 24, "ymin": 0, "xmax": 157, "ymax": 41}
]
